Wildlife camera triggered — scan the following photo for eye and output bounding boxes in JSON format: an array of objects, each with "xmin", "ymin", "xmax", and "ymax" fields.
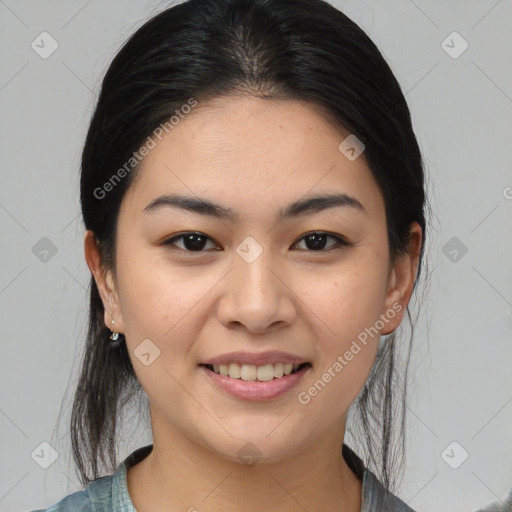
[
  {"xmin": 292, "ymin": 231, "xmax": 349, "ymax": 252},
  {"xmin": 163, "ymin": 232, "xmax": 220, "ymax": 252},
  {"xmin": 162, "ymin": 231, "xmax": 350, "ymax": 253}
]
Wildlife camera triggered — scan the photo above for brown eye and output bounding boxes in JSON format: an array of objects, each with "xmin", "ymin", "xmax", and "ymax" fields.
[
  {"xmin": 163, "ymin": 232, "xmax": 219, "ymax": 252},
  {"xmin": 293, "ymin": 232, "xmax": 349, "ymax": 252}
]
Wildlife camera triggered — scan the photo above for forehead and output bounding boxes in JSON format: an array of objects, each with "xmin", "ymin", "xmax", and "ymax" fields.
[{"xmin": 121, "ymin": 95, "xmax": 385, "ymax": 224}]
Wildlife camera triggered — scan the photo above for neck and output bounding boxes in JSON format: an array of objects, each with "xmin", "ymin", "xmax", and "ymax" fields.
[{"xmin": 127, "ymin": 417, "xmax": 362, "ymax": 512}]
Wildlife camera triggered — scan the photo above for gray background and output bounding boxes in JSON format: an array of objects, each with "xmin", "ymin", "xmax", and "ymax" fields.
[{"xmin": 1, "ymin": 1, "xmax": 511, "ymax": 511}]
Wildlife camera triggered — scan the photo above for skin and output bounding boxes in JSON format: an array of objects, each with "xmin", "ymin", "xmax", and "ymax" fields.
[{"xmin": 84, "ymin": 95, "xmax": 422, "ymax": 512}]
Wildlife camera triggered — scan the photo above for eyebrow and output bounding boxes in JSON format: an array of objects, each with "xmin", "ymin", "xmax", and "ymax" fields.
[{"xmin": 143, "ymin": 192, "xmax": 366, "ymax": 222}]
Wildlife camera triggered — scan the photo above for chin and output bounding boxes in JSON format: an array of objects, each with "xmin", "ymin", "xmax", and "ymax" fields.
[{"xmin": 201, "ymin": 429, "xmax": 308, "ymax": 467}]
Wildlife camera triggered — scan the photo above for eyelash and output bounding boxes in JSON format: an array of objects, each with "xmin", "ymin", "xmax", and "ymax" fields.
[{"xmin": 162, "ymin": 231, "xmax": 351, "ymax": 254}]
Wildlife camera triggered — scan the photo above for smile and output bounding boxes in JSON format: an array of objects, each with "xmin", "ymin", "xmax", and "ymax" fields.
[
  {"xmin": 201, "ymin": 362, "xmax": 311, "ymax": 381},
  {"xmin": 198, "ymin": 363, "xmax": 312, "ymax": 401}
]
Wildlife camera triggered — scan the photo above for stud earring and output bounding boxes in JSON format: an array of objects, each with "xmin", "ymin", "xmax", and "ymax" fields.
[{"xmin": 109, "ymin": 318, "xmax": 123, "ymax": 344}]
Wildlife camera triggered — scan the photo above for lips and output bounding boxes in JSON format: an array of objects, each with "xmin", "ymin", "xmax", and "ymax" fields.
[
  {"xmin": 198, "ymin": 362, "xmax": 312, "ymax": 400},
  {"xmin": 198, "ymin": 350, "xmax": 313, "ymax": 398}
]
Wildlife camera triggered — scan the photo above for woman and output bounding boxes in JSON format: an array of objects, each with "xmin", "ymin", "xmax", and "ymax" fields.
[{"xmin": 33, "ymin": 0, "xmax": 430, "ymax": 510}]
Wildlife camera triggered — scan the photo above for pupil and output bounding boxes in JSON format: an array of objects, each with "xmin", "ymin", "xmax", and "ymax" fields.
[
  {"xmin": 184, "ymin": 233, "xmax": 207, "ymax": 251},
  {"xmin": 306, "ymin": 233, "xmax": 327, "ymax": 250}
]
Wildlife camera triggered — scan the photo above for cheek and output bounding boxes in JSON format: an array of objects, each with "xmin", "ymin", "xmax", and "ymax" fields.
[
  {"xmin": 294, "ymin": 260, "xmax": 386, "ymax": 402},
  {"xmin": 300, "ymin": 259, "xmax": 387, "ymax": 343},
  {"xmin": 114, "ymin": 254, "xmax": 204, "ymax": 401},
  {"xmin": 296, "ymin": 279, "xmax": 383, "ymax": 422},
  {"xmin": 116, "ymin": 248, "xmax": 223, "ymax": 372},
  {"xmin": 115, "ymin": 240, "xmax": 190, "ymax": 329}
]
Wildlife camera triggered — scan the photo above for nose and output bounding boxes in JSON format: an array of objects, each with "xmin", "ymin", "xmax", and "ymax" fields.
[{"xmin": 216, "ymin": 250, "xmax": 297, "ymax": 335}]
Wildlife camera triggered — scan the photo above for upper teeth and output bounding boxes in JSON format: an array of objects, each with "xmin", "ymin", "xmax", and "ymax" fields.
[{"xmin": 210, "ymin": 363, "xmax": 303, "ymax": 381}]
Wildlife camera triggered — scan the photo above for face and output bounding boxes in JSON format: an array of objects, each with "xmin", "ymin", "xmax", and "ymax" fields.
[{"xmin": 86, "ymin": 95, "xmax": 421, "ymax": 464}]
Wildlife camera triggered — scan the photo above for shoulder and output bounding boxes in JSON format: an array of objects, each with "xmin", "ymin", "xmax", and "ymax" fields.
[
  {"xmin": 29, "ymin": 473, "xmax": 115, "ymax": 512},
  {"xmin": 474, "ymin": 488, "xmax": 512, "ymax": 511},
  {"xmin": 362, "ymin": 470, "xmax": 418, "ymax": 512},
  {"xmin": 342, "ymin": 443, "xmax": 417, "ymax": 512}
]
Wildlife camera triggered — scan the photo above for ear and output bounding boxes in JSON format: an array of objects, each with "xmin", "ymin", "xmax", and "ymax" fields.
[
  {"xmin": 380, "ymin": 222, "xmax": 423, "ymax": 335},
  {"xmin": 83, "ymin": 230, "xmax": 125, "ymax": 334}
]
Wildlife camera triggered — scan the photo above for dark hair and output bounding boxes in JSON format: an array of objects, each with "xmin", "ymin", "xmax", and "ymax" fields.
[{"xmin": 64, "ymin": 0, "xmax": 431, "ymax": 493}]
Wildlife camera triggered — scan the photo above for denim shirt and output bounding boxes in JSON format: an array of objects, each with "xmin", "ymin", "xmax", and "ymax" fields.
[{"xmin": 31, "ymin": 443, "xmax": 417, "ymax": 512}]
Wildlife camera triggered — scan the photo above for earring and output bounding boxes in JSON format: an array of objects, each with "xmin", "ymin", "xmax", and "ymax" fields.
[{"xmin": 109, "ymin": 319, "xmax": 123, "ymax": 344}]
